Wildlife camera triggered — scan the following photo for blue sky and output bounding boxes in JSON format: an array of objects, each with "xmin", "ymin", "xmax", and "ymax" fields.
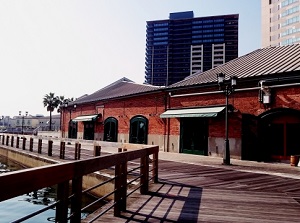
[{"xmin": 0, "ymin": 0, "xmax": 260, "ymax": 116}]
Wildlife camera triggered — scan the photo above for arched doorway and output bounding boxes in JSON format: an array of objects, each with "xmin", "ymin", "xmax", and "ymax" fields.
[
  {"xmin": 259, "ymin": 108, "xmax": 300, "ymax": 161},
  {"xmin": 104, "ymin": 117, "xmax": 118, "ymax": 142},
  {"xmin": 68, "ymin": 121, "xmax": 77, "ymax": 139},
  {"xmin": 129, "ymin": 116, "xmax": 148, "ymax": 144}
]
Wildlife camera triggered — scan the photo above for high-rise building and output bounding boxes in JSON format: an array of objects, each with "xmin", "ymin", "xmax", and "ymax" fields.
[
  {"xmin": 262, "ymin": 0, "xmax": 300, "ymax": 47},
  {"xmin": 145, "ymin": 11, "xmax": 239, "ymax": 86}
]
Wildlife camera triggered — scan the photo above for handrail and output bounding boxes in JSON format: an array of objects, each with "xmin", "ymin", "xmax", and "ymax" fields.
[{"xmin": 0, "ymin": 134, "xmax": 159, "ymax": 223}]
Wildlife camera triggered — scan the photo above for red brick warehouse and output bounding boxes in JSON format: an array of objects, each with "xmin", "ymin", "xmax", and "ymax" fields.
[{"xmin": 61, "ymin": 44, "xmax": 300, "ymax": 162}]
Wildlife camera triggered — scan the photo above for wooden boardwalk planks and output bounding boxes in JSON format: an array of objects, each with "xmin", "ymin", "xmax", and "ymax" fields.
[{"xmin": 86, "ymin": 160, "xmax": 300, "ymax": 223}]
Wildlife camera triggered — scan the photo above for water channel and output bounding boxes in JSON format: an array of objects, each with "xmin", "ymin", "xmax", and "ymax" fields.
[{"xmin": 0, "ymin": 156, "xmax": 102, "ymax": 222}]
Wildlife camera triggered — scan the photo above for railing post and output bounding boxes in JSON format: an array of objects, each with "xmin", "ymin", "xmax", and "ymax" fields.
[
  {"xmin": 94, "ymin": 145, "xmax": 101, "ymax": 156},
  {"xmin": 48, "ymin": 140, "xmax": 53, "ymax": 156},
  {"xmin": 152, "ymin": 147, "xmax": 159, "ymax": 183},
  {"xmin": 60, "ymin": 141, "xmax": 65, "ymax": 159},
  {"xmin": 140, "ymin": 155, "xmax": 149, "ymax": 195},
  {"xmin": 6, "ymin": 135, "xmax": 9, "ymax": 146},
  {"xmin": 11, "ymin": 135, "xmax": 14, "ymax": 147},
  {"xmin": 71, "ymin": 176, "xmax": 83, "ymax": 223},
  {"xmin": 75, "ymin": 142, "xmax": 81, "ymax": 160},
  {"xmin": 114, "ymin": 162, "xmax": 127, "ymax": 216},
  {"xmin": 29, "ymin": 138, "xmax": 33, "ymax": 152},
  {"xmin": 56, "ymin": 181, "xmax": 69, "ymax": 223},
  {"xmin": 38, "ymin": 138, "xmax": 42, "ymax": 154},
  {"xmin": 2, "ymin": 135, "xmax": 4, "ymax": 145},
  {"xmin": 16, "ymin": 137, "xmax": 20, "ymax": 148},
  {"xmin": 22, "ymin": 137, "xmax": 26, "ymax": 150}
]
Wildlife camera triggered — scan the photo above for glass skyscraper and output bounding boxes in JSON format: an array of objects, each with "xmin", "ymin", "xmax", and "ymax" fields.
[
  {"xmin": 145, "ymin": 11, "xmax": 239, "ymax": 86},
  {"xmin": 262, "ymin": 0, "xmax": 300, "ymax": 47}
]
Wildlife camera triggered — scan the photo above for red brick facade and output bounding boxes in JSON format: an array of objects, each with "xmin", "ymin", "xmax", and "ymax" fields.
[{"xmin": 61, "ymin": 82, "xmax": 300, "ymax": 161}]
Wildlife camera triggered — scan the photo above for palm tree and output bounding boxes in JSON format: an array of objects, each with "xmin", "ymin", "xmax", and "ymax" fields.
[
  {"xmin": 43, "ymin": 93, "xmax": 60, "ymax": 131},
  {"xmin": 59, "ymin": 96, "xmax": 74, "ymax": 106}
]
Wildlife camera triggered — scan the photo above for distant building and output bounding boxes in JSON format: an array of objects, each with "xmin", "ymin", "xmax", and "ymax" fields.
[
  {"xmin": 262, "ymin": 0, "xmax": 300, "ymax": 47},
  {"xmin": 3, "ymin": 114, "xmax": 60, "ymax": 134},
  {"xmin": 145, "ymin": 11, "xmax": 239, "ymax": 86},
  {"xmin": 37, "ymin": 114, "xmax": 61, "ymax": 131}
]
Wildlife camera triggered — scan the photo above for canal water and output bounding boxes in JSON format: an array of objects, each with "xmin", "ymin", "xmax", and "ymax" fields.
[{"xmin": 0, "ymin": 156, "xmax": 102, "ymax": 222}]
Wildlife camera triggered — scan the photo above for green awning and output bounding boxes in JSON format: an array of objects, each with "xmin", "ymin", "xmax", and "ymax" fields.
[
  {"xmin": 160, "ymin": 106, "xmax": 225, "ymax": 118},
  {"xmin": 72, "ymin": 114, "xmax": 99, "ymax": 122}
]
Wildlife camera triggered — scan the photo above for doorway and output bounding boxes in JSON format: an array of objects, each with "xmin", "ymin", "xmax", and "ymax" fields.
[
  {"xmin": 104, "ymin": 117, "xmax": 118, "ymax": 142},
  {"xmin": 180, "ymin": 118, "xmax": 208, "ymax": 155},
  {"xmin": 68, "ymin": 121, "xmax": 77, "ymax": 139},
  {"xmin": 129, "ymin": 116, "xmax": 148, "ymax": 144},
  {"xmin": 259, "ymin": 108, "xmax": 300, "ymax": 161},
  {"xmin": 83, "ymin": 122, "xmax": 95, "ymax": 140}
]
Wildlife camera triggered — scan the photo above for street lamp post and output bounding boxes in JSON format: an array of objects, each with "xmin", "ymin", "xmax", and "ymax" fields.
[
  {"xmin": 217, "ymin": 73, "xmax": 237, "ymax": 165},
  {"xmin": 19, "ymin": 111, "xmax": 28, "ymax": 135},
  {"xmin": 64, "ymin": 103, "xmax": 77, "ymax": 138}
]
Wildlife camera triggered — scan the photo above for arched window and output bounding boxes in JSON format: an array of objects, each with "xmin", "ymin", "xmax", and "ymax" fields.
[
  {"xmin": 104, "ymin": 117, "xmax": 118, "ymax": 142},
  {"xmin": 129, "ymin": 116, "xmax": 148, "ymax": 144}
]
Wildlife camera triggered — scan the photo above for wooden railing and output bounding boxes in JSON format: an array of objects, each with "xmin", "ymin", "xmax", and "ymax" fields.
[{"xmin": 0, "ymin": 134, "xmax": 159, "ymax": 223}]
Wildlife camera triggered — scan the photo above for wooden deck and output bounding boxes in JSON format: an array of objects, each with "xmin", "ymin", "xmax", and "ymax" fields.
[
  {"xmin": 85, "ymin": 160, "xmax": 300, "ymax": 223},
  {"xmin": 1, "ymin": 136, "xmax": 299, "ymax": 222}
]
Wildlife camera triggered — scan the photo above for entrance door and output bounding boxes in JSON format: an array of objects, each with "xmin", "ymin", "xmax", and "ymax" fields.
[
  {"xmin": 180, "ymin": 118, "xmax": 208, "ymax": 155},
  {"xmin": 104, "ymin": 117, "xmax": 118, "ymax": 142},
  {"xmin": 259, "ymin": 110, "xmax": 300, "ymax": 161},
  {"xmin": 286, "ymin": 123, "xmax": 300, "ymax": 156},
  {"xmin": 68, "ymin": 121, "xmax": 77, "ymax": 139},
  {"xmin": 129, "ymin": 116, "xmax": 148, "ymax": 144},
  {"xmin": 83, "ymin": 122, "xmax": 95, "ymax": 140},
  {"xmin": 241, "ymin": 114, "xmax": 258, "ymax": 160}
]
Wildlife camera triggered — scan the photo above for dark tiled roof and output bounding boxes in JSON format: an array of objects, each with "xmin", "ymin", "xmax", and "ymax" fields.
[
  {"xmin": 169, "ymin": 44, "xmax": 300, "ymax": 89},
  {"xmin": 73, "ymin": 77, "xmax": 161, "ymax": 104}
]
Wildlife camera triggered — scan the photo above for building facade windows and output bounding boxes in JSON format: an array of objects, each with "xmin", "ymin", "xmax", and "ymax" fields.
[
  {"xmin": 281, "ymin": 0, "xmax": 299, "ymax": 7},
  {"xmin": 281, "ymin": 27, "xmax": 300, "ymax": 36},
  {"xmin": 154, "ymin": 27, "xmax": 168, "ymax": 32},
  {"xmin": 153, "ymin": 41, "xmax": 168, "ymax": 45},
  {"xmin": 281, "ymin": 37, "xmax": 300, "ymax": 45},
  {"xmin": 281, "ymin": 5, "xmax": 299, "ymax": 17},
  {"xmin": 153, "ymin": 37, "xmax": 168, "ymax": 41},
  {"xmin": 145, "ymin": 12, "xmax": 238, "ymax": 86},
  {"xmin": 214, "ymin": 24, "xmax": 225, "ymax": 27},
  {"xmin": 281, "ymin": 15, "xmax": 300, "ymax": 26},
  {"xmin": 153, "ymin": 22, "xmax": 168, "ymax": 27}
]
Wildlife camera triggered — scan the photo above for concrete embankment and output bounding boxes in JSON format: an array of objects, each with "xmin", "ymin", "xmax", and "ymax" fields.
[{"xmin": 0, "ymin": 144, "xmax": 116, "ymax": 198}]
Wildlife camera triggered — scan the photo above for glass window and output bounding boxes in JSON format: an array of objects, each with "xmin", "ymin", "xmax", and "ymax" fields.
[
  {"xmin": 282, "ymin": 0, "xmax": 299, "ymax": 7},
  {"xmin": 203, "ymin": 19, "xmax": 213, "ymax": 23},
  {"xmin": 214, "ymin": 24, "xmax": 224, "ymax": 27},
  {"xmin": 153, "ymin": 22, "xmax": 168, "ymax": 27},
  {"xmin": 214, "ymin": 19, "xmax": 224, "ymax": 22},
  {"xmin": 192, "ymin": 20, "xmax": 202, "ymax": 24},
  {"xmin": 153, "ymin": 41, "xmax": 168, "ymax": 45},
  {"xmin": 281, "ymin": 15, "xmax": 300, "ymax": 26},
  {"xmin": 104, "ymin": 117, "xmax": 118, "ymax": 142},
  {"xmin": 281, "ymin": 5, "xmax": 299, "ymax": 17},
  {"xmin": 192, "ymin": 25, "xmax": 203, "ymax": 29},
  {"xmin": 129, "ymin": 116, "xmax": 148, "ymax": 144}
]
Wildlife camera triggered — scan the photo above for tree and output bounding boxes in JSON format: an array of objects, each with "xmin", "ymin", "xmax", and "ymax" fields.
[
  {"xmin": 59, "ymin": 96, "xmax": 74, "ymax": 106},
  {"xmin": 43, "ymin": 92, "xmax": 60, "ymax": 131}
]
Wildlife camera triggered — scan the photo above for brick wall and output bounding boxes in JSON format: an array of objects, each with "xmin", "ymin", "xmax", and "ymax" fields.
[{"xmin": 61, "ymin": 84, "xmax": 300, "ymax": 157}]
